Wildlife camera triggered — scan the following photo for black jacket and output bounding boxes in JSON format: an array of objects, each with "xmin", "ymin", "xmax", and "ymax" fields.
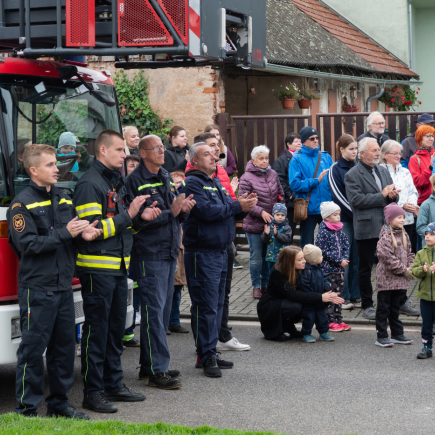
[
  {"xmin": 401, "ymin": 132, "xmax": 417, "ymax": 163},
  {"xmin": 7, "ymin": 181, "xmax": 84, "ymax": 292},
  {"xmin": 73, "ymin": 159, "xmax": 135, "ymax": 276},
  {"xmin": 125, "ymin": 159, "xmax": 187, "ymax": 260},
  {"xmin": 297, "ymin": 263, "xmax": 330, "ymax": 294},
  {"xmin": 272, "ymin": 150, "xmax": 295, "ymax": 208},
  {"xmin": 257, "ymin": 269, "xmax": 322, "ymax": 339},
  {"xmin": 162, "ymin": 141, "xmax": 189, "ymax": 173},
  {"xmin": 357, "ymin": 131, "xmax": 390, "ymax": 147}
]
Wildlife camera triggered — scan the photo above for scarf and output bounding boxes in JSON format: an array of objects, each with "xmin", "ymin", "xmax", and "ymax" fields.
[{"xmin": 325, "ymin": 221, "xmax": 343, "ymax": 231}]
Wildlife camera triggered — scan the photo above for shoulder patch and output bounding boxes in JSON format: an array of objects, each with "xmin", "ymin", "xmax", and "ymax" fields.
[
  {"xmin": 13, "ymin": 214, "xmax": 25, "ymax": 232},
  {"xmin": 11, "ymin": 203, "xmax": 21, "ymax": 210}
]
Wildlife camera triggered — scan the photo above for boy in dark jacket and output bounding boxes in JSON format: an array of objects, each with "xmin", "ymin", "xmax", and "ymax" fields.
[
  {"xmin": 297, "ymin": 245, "xmax": 334, "ymax": 343},
  {"xmin": 261, "ymin": 203, "xmax": 292, "ymax": 272}
]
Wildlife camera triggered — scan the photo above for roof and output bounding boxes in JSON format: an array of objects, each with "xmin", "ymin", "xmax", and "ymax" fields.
[{"xmin": 289, "ymin": 0, "xmax": 418, "ymax": 78}]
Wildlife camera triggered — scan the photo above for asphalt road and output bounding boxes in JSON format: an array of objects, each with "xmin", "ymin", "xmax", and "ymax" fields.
[{"xmin": 0, "ymin": 321, "xmax": 432, "ymax": 435}]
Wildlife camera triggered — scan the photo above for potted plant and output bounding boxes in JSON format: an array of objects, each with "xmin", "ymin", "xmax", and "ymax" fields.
[
  {"xmin": 272, "ymin": 83, "xmax": 300, "ymax": 109},
  {"xmin": 297, "ymin": 89, "xmax": 320, "ymax": 109},
  {"xmin": 396, "ymin": 85, "xmax": 422, "ymax": 111},
  {"xmin": 342, "ymin": 96, "xmax": 359, "ymax": 125}
]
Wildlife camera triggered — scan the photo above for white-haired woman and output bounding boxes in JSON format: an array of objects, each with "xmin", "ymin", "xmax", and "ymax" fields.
[
  {"xmin": 380, "ymin": 140, "xmax": 419, "ymax": 252},
  {"xmin": 239, "ymin": 145, "xmax": 284, "ymax": 299}
]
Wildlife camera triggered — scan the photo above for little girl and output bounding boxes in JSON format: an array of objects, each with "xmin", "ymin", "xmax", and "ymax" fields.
[
  {"xmin": 315, "ymin": 201, "xmax": 351, "ymax": 332},
  {"xmin": 375, "ymin": 203, "xmax": 415, "ymax": 347}
]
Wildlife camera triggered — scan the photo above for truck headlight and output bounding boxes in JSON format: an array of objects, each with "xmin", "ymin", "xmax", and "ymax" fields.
[{"xmin": 11, "ymin": 318, "xmax": 21, "ymax": 339}]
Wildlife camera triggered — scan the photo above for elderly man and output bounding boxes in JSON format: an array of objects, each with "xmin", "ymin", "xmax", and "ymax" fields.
[
  {"xmin": 345, "ymin": 137, "xmax": 399, "ymax": 320},
  {"xmin": 401, "ymin": 113, "xmax": 435, "ymax": 168},
  {"xmin": 357, "ymin": 111, "xmax": 390, "ymax": 147},
  {"xmin": 125, "ymin": 135, "xmax": 196, "ymax": 390}
]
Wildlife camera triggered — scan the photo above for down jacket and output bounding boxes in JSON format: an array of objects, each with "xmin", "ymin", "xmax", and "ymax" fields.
[
  {"xmin": 238, "ymin": 161, "xmax": 284, "ymax": 234},
  {"xmin": 376, "ymin": 225, "xmax": 415, "ymax": 291},
  {"xmin": 412, "ymin": 245, "xmax": 435, "ymax": 301}
]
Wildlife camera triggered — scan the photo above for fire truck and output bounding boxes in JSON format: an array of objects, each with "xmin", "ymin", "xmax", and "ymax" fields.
[{"xmin": 0, "ymin": 0, "xmax": 266, "ymax": 364}]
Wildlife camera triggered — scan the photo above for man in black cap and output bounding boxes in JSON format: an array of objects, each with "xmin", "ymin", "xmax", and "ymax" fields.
[
  {"xmin": 401, "ymin": 113, "xmax": 435, "ymax": 168},
  {"xmin": 357, "ymin": 111, "xmax": 390, "ymax": 147}
]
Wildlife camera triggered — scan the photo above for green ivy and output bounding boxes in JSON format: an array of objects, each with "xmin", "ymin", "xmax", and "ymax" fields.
[{"xmin": 114, "ymin": 69, "xmax": 172, "ymax": 140}]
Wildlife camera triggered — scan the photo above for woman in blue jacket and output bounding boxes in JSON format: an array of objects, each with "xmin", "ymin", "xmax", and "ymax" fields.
[
  {"xmin": 327, "ymin": 134, "xmax": 361, "ymax": 309},
  {"xmin": 289, "ymin": 127, "xmax": 333, "ymax": 248}
]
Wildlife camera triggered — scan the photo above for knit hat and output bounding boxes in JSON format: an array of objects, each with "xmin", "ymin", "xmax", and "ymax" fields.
[
  {"xmin": 320, "ymin": 201, "xmax": 340, "ymax": 220},
  {"xmin": 300, "ymin": 126, "xmax": 319, "ymax": 144},
  {"xmin": 273, "ymin": 203, "xmax": 287, "ymax": 216},
  {"xmin": 58, "ymin": 132, "xmax": 78, "ymax": 149},
  {"xmin": 384, "ymin": 203, "xmax": 405, "ymax": 225},
  {"xmin": 303, "ymin": 244, "xmax": 323, "ymax": 265},
  {"xmin": 425, "ymin": 223, "xmax": 435, "ymax": 235}
]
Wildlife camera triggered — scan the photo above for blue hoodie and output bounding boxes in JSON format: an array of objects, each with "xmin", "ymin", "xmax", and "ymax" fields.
[{"xmin": 289, "ymin": 145, "xmax": 333, "ymax": 215}]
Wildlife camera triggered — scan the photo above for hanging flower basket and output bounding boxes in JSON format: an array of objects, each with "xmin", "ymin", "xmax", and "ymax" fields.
[
  {"xmin": 282, "ymin": 98, "xmax": 295, "ymax": 110},
  {"xmin": 298, "ymin": 98, "xmax": 311, "ymax": 109}
]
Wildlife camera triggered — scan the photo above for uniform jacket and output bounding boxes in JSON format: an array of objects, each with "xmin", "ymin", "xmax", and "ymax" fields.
[
  {"xmin": 73, "ymin": 159, "xmax": 135, "ymax": 276},
  {"xmin": 261, "ymin": 218, "xmax": 292, "ymax": 262},
  {"xmin": 315, "ymin": 221, "xmax": 350, "ymax": 274},
  {"xmin": 409, "ymin": 148, "xmax": 435, "ymax": 205},
  {"xmin": 125, "ymin": 159, "xmax": 187, "ymax": 261},
  {"xmin": 345, "ymin": 163, "xmax": 397, "ymax": 240},
  {"xmin": 238, "ymin": 161, "xmax": 284, "ymax": 234},
  {"xmin": 401, "ymin": 132, "xmax": 417, "ymax": 168},
  {"xmin": 162, "ymin": 140, "xmax": 189, "ymax": 173},
  {"xmin": 357, "ymin": 131, "xmax": 390, "ymax": 147},
  {"xmin": 376, "ymin": 225, "xmax": 414, "ymax": 291},
  {"xmin": 289, "ymin": 146, "xmax": 333, "ymax": 216},
  {"xmin": 297, "ymin": 263, "xmax": 330, "ymax": 294},
  {"xmin": 416, "ymin": 194, "xmax": 435, "ymax": 246},
  {"xmin": 272, "ymin": 150, "xmax": 295, "ymax": 208},
  {"xmin": 412, "ymin": 245, "xmax": 435, "ymax": 301},
  {"xmin": 7, "ymin": 181, "xmax": 84, "ymax": 291},
  {"xmin": 179, "ymin": 169, "xmax": 247, "ymax": 251}
]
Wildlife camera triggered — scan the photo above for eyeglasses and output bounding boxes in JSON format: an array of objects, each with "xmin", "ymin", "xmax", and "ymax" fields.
[
  {"xmin": 372, "ymin": 122, "xmax": 385, "ymax": 126},
  {"xmin": 144, "ymin": 145, "xmax": 166, "ymax": 153},
  {"xmin": 424, "ymin": 135, "xmax": 435, "ymax": 140},
  {"xmin": 388, "ymin": 152, "xmax": 403, "ymax": 157},
  {"xmin": 307, "ymin": 136, "xmax": 319, "ymax": 141}
]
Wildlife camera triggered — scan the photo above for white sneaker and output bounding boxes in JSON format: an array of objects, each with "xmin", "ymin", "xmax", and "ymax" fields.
[
  {"xmin": 217, "ymin": 337, "xmax": 251, "ymax": 351},
  {"xmin": 135, "ymin": 312, "xmax": 141, "ymax": 326},
  {"xmin": 341, "ymin": 300, "xmax": 354, "ymax": 310},
  {"xmin": 77, "ymin": 345, "xmax": 81, "ymax": 357}
]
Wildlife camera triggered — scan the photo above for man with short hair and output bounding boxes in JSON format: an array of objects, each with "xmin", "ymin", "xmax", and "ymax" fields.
[
  {"xmin": 8, "ymin": 144, "xmax": 102, "ymax": 419},
  {"xmin": 357, "ymin": 111, "xmax": 390, "ymax": 147},
  {"xmin": 74, "ymin": 129, "xmax": 161, "ymax": 413},
  {"xmin": 180, "ymin": 143, "xmax": 257, "ymax": 377},
  {"xmin": 125, "ymin": 135, "xmax": 196, "ymax": 390},
  {"xmin": 345, "ymin": 137, "xmax": 399, "ymax": 320}
]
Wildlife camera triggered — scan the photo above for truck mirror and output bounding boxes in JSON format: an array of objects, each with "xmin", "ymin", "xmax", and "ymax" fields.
[{"xmin": 90, "ymin": 90, "xmax": 116, "ymax": 107}]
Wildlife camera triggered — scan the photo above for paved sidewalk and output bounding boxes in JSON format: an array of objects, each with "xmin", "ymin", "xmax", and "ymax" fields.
[{"xmin": 180, "ymin": 251, "xmax": 422, "ymax": 326}]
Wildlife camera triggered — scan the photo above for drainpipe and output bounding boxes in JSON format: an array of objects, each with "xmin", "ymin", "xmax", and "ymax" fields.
[
  {"xmin": 366, "ymin": 86, "xmax": 385, "ymax": 112},
  {"xmin": 408, "ymin": 0, "xmax": 414, "ymax": 71}
]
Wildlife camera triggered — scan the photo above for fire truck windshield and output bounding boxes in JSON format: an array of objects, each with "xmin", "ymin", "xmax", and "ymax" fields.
[{"xmin": 0, "ymin": 75, "xmax": 120, "ymax": 199}]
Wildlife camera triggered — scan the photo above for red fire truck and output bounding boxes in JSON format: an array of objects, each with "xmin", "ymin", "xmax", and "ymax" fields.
[{"xmin": 0, "ymin": 0, "xmax": 265, "ymax": 364}]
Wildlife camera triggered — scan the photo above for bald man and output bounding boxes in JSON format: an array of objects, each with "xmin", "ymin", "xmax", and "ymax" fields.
[{"xmin": 125, "ymin": 135, "xmax": 196, "ymax": 390}]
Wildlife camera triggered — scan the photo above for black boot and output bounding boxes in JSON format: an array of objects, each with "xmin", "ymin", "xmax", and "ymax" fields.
[
  {"xmin": 82, "ymin": 392, "xmax": 118, "ymax": 413},
  {"xmin": 104, "ymin": 384, "xmax": 146, "ymax": 402}
]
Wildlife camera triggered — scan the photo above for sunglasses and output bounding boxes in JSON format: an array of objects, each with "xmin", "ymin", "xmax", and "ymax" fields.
[{"xmin": 307, "ymin": 136, "xmax": 319, "ymax": 141}]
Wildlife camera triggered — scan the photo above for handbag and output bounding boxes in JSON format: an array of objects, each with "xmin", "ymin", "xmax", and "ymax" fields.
[{"xmin": 293, "ymin": 150, "xmax": 322, "ymax": 223}]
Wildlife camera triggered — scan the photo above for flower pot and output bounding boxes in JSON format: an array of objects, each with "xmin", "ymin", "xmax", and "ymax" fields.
[
  {"xmin": 298, "ymin": 98, "xmax": 311, "ymax": 109},
  {"xmin": 281, "ymin": 98, "xmax": 295, "ymax": 110}
]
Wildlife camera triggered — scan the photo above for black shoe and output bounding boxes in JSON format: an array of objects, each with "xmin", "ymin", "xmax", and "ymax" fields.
[
  {"xmin": 202, "ymin": 356, "xmax": 222, "ymax": 378},
  {"xmin": 195, "ymin": 353, "xmax": 234, "ymax": 369},
  {"xmin": 233, "ymin": 259, "xmax": 243, "ymax": 269},
  {"xmin": 166, "ymin": 329, "xmax": 171, "ymax": 335},
  {"xmin": 139, "ymin": 365, "xmax": 181, "ymax": 381},
  {"xmin": 168, "ymin": 325, "xmax": 189, "ymax": 333},
  {"xmin": 47, "ymin": 405, "xmax": 90, "ymax": 420},
  {"xmin": 228, "ymin": 325, "xmax": 233, "ymax": 331},
  {"xmin": 149, "ymin": 372, "xmax": 182, "ymax": 389},
  {"xmin": 417, "ymin": 346, "xmax": 433, "ymax": 359},
  {"xmin": 287, "ymin": 325, "xmax": 304, "ymax": 339},
  {"xmin": 104, "ymin": 384, "xmax": 146, "ymax": 402},
  {"xmin": 268, "ymin": 334, "xmax": 288, "ymax": 342},
  {"xmin": 123, "ymin": 337, "xmax": 140, "ymax": 347},
  {"xmin": 82, "ymin": 392, "xmax": 118, "ymax": 413}
]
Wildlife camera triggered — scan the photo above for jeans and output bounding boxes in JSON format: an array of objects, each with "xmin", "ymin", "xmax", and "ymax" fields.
[
  {"xmin": 342, "ymin": 221, "xmax": 360, "ymax": 301},
  {"xmin": 219, "ymin": 243, "xmax": 235, "ymax": 343},
  {"xmin": 169, "ymin": 285, "xmax": 183, "ymax": 327},
  {"xmin": 420, "ymin": 299, "xmax": 435, "ymax": 348},
  {"xmin": 246, "ymin": 233, "xmax": 269, "ymax": 288},
  {"xmin": 301, "ymin": 303, "xmax": 329, "ymax": 335},
  {"xmin": 356, "ymin": 238, "xmax": 378, "ymax": 309},
  {"xmin": 286, "ymin": 206, "xmax": 297, "ymax": 244},
  {"xmin": 300, "ymin": 214, "xmax": 322, "ymax": 248},
  {"xmin": 375, "ymin": 290, "xmax": 406, "ymax": 338}
]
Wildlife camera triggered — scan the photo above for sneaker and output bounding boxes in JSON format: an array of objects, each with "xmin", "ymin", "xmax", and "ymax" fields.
[
  {"xmin": 399, "ymin": 299, "xmax": 420, "ymax": 316},
  {"xmin": 195, "ymin": 353, "xmax": 233, "ymax": 369},
  {"xmin": 217, "ymin": 337, "xmax": 251, "ymax": 351},
  {"xmin": 104, "ymin": 384, "xmax": 146, "ymax": 402},
  {"xmin": 302, "ymin": 334, "xmax": 316, "ymax": 343},
  {"xmin": 351, "ymin": 298, "xmax": 362, "ymax": 308},
  {"xmin": 82, "ymin": 392, "xmax": 118, "ymax": 413},
  {"xmin": 341, "ymin": 300, "xmax": 354, "ymax": 310},
  {"xmin": 138, "ymin": 365, "xmax": 181, "ymax": 381},
  {"xmin": 123, "ymin": 337, "xmax": 140, "ymax": 347},
  {"xmin": 233, "ymin": 259, "xmax": 243, "ymax": 269},
  {"xmin": 77, "ymin": 345, "xmax": 81, "ymax": 357},
  {"xmin": 339, "ymin": 322, "xmax": 351, "ymax": 331},
  {"xmin": 135, "ymin": 312, "xmax": 141, "ymax": 326},
  {"xmin": 203, "ymin": 356, "xmax": 222, "ymax": 378},
  {"xmin": 319, "ymin": 333, "xmax": 334, "ymax": 341},
  {"xmin": 375, "ymin": 337, "xmax": 394, "ymax": 348},
  {"xmin": 329, "ymin": 323, "xmax": 344, "ymax": 332},
  {"xmin": 149, "ymin": 372, "xmax": 182, "ymax": 389},
  {"xmin": 362, "ymin": 306, "xmax": 376, "ymax": 320},
  {"xmin": 417, "ymin": 346, "xmax": 433, "ymax": 359},
  {"xmin": 390, "ymin": 335, "xmax": 414, "ymax": 345},
  {"xmin": 168, "ymin": 325, "xmax": 189, "ymax": 333}
]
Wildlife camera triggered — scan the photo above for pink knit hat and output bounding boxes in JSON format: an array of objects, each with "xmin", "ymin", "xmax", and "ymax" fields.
[{"xmin": 384, "ymin": 203, "xmax": 405, "ymax": 225}]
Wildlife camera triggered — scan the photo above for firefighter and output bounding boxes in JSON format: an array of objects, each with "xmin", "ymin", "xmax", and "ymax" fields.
[
  {"xmin": 179, "ymin": 142, "xmax": 257, "ymax": 377},
  {"xmin": 73, "ymin": 130, "xmax": 161, "ymax": 413},
  {"xmin": 8, "ymin": 144, "xmax": 102, "ymax": 418},
  {"xmin": 125, "ymin": 135, "xmax": 196, "ymax": 389}
]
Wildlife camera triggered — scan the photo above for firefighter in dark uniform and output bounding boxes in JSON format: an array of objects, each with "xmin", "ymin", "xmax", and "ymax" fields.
[
  {"xmin": 8, "ymin": 144, "xmax": 102, "ymax": 418},
  {"xmin": 179, "ymin": 142, "xmax": 257, "ymax": 377},
  {"xmin": 124, "ymin": 135, "xmax": 196, "ymax": 390},
  {"xmin": 73, "ymin": 130, "xmax": 161, "ymax": 413}
]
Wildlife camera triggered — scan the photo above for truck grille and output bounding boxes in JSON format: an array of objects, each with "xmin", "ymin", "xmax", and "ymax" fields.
[{"xmin": 74, "ymin": 300, "xmax": 84, "ymax": 320}]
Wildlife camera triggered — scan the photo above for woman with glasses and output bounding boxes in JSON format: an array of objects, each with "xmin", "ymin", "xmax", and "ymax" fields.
[{"xmin": 289, "ymin": 126, "xmax": 333, "ymax": 248}]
